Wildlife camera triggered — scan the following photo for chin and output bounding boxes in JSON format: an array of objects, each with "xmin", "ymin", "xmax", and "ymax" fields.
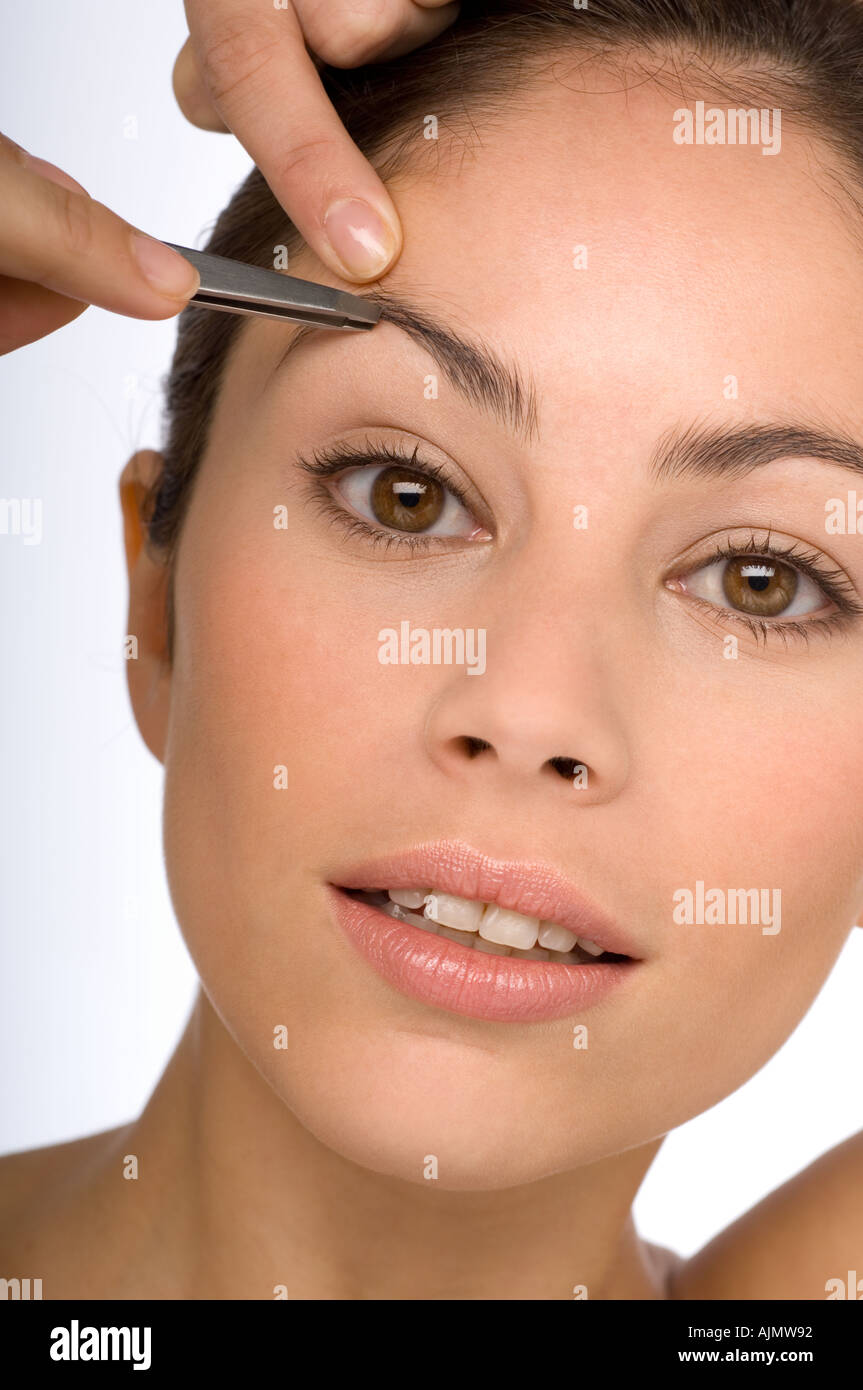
[
  {"xmin": 264, "ymin": 1041, "xmax": 617, "ymax": 1191},
  {"xmin": 289, "ymin": 1103, "xmax": 568, "ymax": 1190}
]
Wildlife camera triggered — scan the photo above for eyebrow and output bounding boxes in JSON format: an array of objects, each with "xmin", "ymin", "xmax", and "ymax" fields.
[
  {"xmin": 275, "ymin": 303, "xmax": 863, "ymax": 482},
  {"xmin": 274, "ymin": 288, "xmax": 541, "ymax": 445},
  {"xmin": 650, "ymin": 419, "xmax": 863, "ymax": 481}
]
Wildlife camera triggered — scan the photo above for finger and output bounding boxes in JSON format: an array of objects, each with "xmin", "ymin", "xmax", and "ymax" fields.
[
  {"xmin": 0, "ymin": 132, "xmax": 98, "ymax": 350},
  {"xmin": 0, "ymin": 139, "xmax": 200, "ymax": 319},
  {"xmin": 0, "ymin": 273, "xmax": 87, "ymax": 355},
  {"xmin": 0, "ymin": 132, "xmax": 90, "ymax": 198},
  {"xmin": 183, "ymin": 0, "xmax": 402, "ymax": 281},
  {"xmin": 296, "ymin": 0, "xmax": 460, "ymax": 67},
  {"xmin": 173, "ymin": 2, "xmax": 459, "ymax": 128},
  {"xmin": 172, "ymin": 37, "xmax": 230, "ymax": 133}
]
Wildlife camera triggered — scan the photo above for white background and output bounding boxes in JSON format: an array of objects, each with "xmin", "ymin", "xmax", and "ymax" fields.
[{"xmin": 1, "ymin": 0, "xmax": 861, "ymax": 1260}]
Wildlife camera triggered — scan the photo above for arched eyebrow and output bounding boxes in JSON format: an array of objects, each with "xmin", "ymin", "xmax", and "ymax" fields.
[
  {"xmin": 650, "ymin": 419, "xmax": 863, "ymax": 480},
  {"xmin": 275, "ymin": 299, "xmax": 863, "ymax": 481},
  {"xmin": 273, "ymin": 287, "xmax": 541, "ymax": 446}
]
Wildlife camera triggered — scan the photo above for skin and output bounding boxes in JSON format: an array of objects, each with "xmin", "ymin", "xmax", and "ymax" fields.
[{"xmin": 3, "ymin": 62, "xmax": 863, "ymax": 1299}]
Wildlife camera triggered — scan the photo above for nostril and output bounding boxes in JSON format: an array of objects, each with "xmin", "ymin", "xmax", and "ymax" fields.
[
  {"xmin": 548, "ymin": 756, "xmax": 581, "ymax": 780},
  {"xmin": 460, "ymin": 736, "xmax": 493, "ymax": 759}
]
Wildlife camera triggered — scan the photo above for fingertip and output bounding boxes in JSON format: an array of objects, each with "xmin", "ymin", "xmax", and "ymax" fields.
[
  {"xmin": 130, "ymin": 233, "xmax": 201, "ymax": 301},
  {"xmin": 321, "ymin": 196, "xmax": 401, "ymax": 282},
  {"xmin": 172, "ymin": 36, "xmax": 230, "ymax": 132}
]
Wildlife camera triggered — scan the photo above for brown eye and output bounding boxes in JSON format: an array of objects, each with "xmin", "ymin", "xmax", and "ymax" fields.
[
  {"xmin": 331, "ymin": 452, "xmax": 488, "ymax": 542},
  {"xmin": 722, "ymin": 556, "xmax": 798, "ymax": 616},
  {"xmin": 678, "ymin": 546, "xmax": 831, "ymax": 623},
  {"xmin": 369, "ymin": 466, "xmax": 445, "ymax": 532}
]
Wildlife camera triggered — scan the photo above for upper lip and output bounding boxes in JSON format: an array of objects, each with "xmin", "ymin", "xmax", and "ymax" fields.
[{"xmin": 331, "ymin": 839, "xmax": 642, "ymax": 958}]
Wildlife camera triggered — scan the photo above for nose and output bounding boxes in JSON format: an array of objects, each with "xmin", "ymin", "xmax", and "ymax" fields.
[{"xmin": 422, "ymin": 625, "xmax": 630, "ymax": 805}]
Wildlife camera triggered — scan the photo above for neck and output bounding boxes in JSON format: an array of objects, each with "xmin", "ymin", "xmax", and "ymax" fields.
[{"xmin": 116, "ymin": 989, "xmax": 666, "ymax": 1300}]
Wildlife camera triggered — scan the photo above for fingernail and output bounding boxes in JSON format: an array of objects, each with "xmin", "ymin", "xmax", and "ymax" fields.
[
  {"xmin": 131, "ymin": 232, "xmax": 200, "ymax": 299},
  {"xmin": 322, "ymin": 198, "xmax": 397, "ymax": 280}
]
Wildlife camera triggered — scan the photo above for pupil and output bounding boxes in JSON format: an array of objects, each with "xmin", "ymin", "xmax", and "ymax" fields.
[
  {"xmin": 371, "ymin": 466, "xmax": 445, "ymax": 531},
  {"xmin": 748, "ymin": 575, "xmax": 770, "ymax": 591}
]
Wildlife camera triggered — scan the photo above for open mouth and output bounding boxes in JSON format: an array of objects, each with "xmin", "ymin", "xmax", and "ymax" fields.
[{"xmin": 342, "ymin": 887, "xmax": 632, "ymax": 966}]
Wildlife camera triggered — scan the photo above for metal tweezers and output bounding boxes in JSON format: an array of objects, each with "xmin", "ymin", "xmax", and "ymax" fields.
[{"xmin": 163, "ymin": 242, "xmax": 382, "ymax": 332}]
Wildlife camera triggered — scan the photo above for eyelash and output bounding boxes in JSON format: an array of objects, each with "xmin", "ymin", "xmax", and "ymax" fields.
[
  {"xmin": 294, "ymin": 442, "xmax": 863, "ymax": 644},
  {"xmin": 294, "ymin": 439, "xmax": 478, "ymax": 554},
  {"xmin": 672, "ymin": 532, "xmax": 863, "ymax": 647}
]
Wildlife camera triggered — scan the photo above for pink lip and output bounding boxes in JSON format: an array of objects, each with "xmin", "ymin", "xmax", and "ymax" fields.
[
  {"xmin": 326, "ymin": 840, "xmax": 643, "ymax": 1024},
  {"xmin": 331, "ymin": 840, "xmax": 640, "ymax": 958}
]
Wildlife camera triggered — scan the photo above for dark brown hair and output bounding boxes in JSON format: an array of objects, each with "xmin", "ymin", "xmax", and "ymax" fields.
[{"xmin": 146, "ymin": 0, "xmax": 863, "ymax": 654}]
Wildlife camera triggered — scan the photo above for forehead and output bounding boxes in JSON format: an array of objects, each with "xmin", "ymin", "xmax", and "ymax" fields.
[{"xmin": 243, "ymin": 70, "xmax": 863, "ymax": 439}]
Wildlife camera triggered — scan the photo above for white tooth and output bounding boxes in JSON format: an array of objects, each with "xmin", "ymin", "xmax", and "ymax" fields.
[
  {"xmin": 383, "ymin": 901, "xmax": 438, "ymax": 933},
  {"xmin": 547, "ymin": 948, "xmax": 581, "ymax": 964},
  {"xmin": 423, "ymin": 892, "xmax": 484, "ymax": 932},
  {"xmin": 537, "ymin": 921, "xmax": 579, "ymax": 953},
  {"xmin": 576, "ymin": 936, "xmax": 604, "ymax": 956},
  {"xmin": 436, "ymin": 924, "xmax": 478, "ymax": 949},
  {"xmin": 474, "ymin": 936, "xmax": 512, "ymax": 956},
  {"xmin": 388, "ymin": 888, "xmax": 430, "ymax": 910},
  {"xmin": 479, "ymin": 905, "xmax": 539, "ymax": 950}
]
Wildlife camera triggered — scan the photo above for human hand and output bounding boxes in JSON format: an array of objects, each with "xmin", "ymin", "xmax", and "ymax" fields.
[
  {"xmin": 173, "ymin": 0, "xmax": 460, "ymax": 281},
  {"xmin": 0, "ymin": 132, "xmax": 201, "ymax": 354}
]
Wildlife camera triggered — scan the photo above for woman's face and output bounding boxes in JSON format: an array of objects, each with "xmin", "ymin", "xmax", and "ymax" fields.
[{"xmin": 131, "ymin": 70, "xmax": 863, "ymax": 1188}]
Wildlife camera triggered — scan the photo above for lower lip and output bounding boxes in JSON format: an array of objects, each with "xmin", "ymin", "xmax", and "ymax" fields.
[{"xmin": 327, "ymin": 885, "xmax": 638, "ymax": 1024}]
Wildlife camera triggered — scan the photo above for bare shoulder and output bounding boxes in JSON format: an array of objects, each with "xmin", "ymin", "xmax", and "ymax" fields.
[
  {"xmin": 668, "ymin": 1130, "xmax": 863, "ymax": 1300},
  {"xmin": 0, "ymin": 1124, "xmax": 132, "ymax": 1259}
]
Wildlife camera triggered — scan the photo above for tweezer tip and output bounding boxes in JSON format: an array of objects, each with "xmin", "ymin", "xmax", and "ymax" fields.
[{"xmin": 344, "ymin": 303, "xmax": 383, "ymax": 330}]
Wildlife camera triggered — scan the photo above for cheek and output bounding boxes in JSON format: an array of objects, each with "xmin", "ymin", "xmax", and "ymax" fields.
[
  {"xmin": 163, "ymin": 528, "xmax": 388, "ymax": 886},
  {"xmin": 160, "ymin": 512, "xmax": 434, "ymax": 1023},
  {"xmin": 633, "ymin": 674, "xmax": 863, "ymax": 1076},
  {"xmin": 667, "ymin": 675, "xmax": 863, "ymax": 905}
]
